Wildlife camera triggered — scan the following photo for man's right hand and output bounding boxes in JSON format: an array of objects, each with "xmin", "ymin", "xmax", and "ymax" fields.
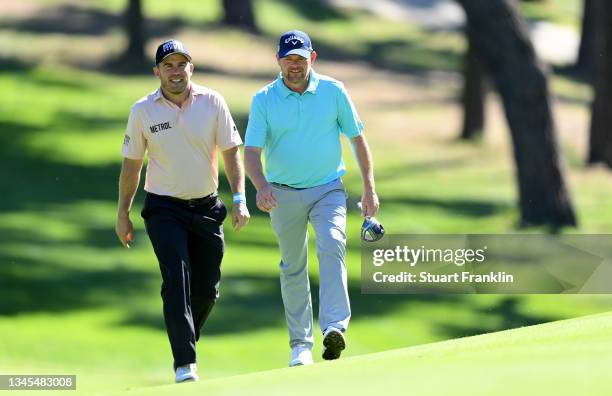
[
  {"xmin": 115, "ymin": 214, "xmax": 134, "ymax": 248},
  {"xmin": 256, "ymin": 183, "xmax": 277, "ymax": 213}
]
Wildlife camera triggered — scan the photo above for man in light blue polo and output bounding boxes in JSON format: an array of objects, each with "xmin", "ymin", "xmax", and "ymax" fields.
[{"xmin": 244, "ymin": 30, "xmax": 379, "ymax": 366}]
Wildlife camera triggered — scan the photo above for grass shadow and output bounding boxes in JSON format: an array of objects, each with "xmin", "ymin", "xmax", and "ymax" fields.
[
  {"xmin": 0, "ymin": 4, "xmax": 184, "ymax": 39},
  {"xmin": 346, "ymin": 194, "xmax": 510, "ymax": 219},
  {"xmin": 0, "ymin": 253, "xmax": 156, "ymax": 316},
  {"xmin": 309, "ymin": 37, "xmax": 462, "ymax": 75},
  {"xmin": 434, "ymin": 296, "xmax": 559, "ymax": 339},
  {"xmin": 1, "ymin": 1, "xmax": 462, "ymax": 76},
  {"xmin": 0, "ymin": 119, "xmax": 125, "ymax": 211},
  {"xmin": 117, "ymin": 272, "xmax": 562, "ymax": 342},
  {"xmin": 271, "ymin": 0, "xmax": 349, "ymax": 21},
  {"xmin": 0, "ymin": 56, "xmax": 37, "ymax": 73}
]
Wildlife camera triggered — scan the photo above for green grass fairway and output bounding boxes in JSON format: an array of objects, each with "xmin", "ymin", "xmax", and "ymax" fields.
[{"xmin": 103, "ymin": 312, "xmax": 612, "ymax": 396}]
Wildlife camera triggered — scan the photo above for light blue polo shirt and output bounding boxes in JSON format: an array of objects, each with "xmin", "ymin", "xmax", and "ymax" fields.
[{"xmin": 245, "ymin": 70, "xmax": 363, "ymax": 188}]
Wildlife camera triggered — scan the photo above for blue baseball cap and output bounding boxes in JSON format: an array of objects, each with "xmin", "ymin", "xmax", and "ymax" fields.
[
  {"xmin": 155, "ymin": 39, "xmax": 192, "ymax": 65},
  {"xmin": 278, "ymin": 30, "xmax": 313, "ymax": 59}
]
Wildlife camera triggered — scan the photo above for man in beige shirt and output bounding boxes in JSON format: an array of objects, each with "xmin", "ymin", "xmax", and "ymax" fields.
[{"xmin": 115, "ymin": 39, "xmax": 249, "ymax": 383}]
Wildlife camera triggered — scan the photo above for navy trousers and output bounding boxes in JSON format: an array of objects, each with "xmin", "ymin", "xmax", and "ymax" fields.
[{"xmin": 141, "ymin": 192, "xmax": 226, "ymax": 368}]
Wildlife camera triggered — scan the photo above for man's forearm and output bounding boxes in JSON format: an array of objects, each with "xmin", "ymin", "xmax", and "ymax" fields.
[
  {"xmin": 118, "ymin": 158, "xmax": 143, "ymax": 217},
  {"xmin": 351, "ymin": 135, "xmax": 375, "ymax": 191},
  {"xmin": 244, "ymin": 147, "xmax": 268, "ymax": 190},
  {"xmin": 222, "ymin": 146, "xmax": 245, "ymax": 194}
]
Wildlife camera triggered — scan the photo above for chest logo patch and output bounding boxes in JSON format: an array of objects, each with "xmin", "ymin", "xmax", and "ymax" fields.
[{"xmin": 149, "ymin": 121, "xmax": 172, "ymax": 134}]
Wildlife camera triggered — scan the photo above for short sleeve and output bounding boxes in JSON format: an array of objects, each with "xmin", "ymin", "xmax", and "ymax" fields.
[
  {"xmin": 122, "ymin": 106, "xmax": 147, "ymax": 159},
  {"xmin": 337, "ymin": 84, "xmax": 363, "ymax": 138},
  {"xmin": 245, "ymin": 94, "xmax": 267, "ymax": 148},
  {"xmin": 215, "ymin": 94, "xmax": 242, "ymax": 150}
]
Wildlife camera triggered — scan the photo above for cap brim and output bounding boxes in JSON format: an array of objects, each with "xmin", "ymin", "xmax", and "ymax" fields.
[
  {"xmin": 279, "ymin": 49, "xmax": 311, "ymax": 59},
  {"xmin": 157, "ymin": 51, "xmax": 192, "ymax": 64}
]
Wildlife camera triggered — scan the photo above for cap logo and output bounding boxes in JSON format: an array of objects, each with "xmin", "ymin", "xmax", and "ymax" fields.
[
  {"xmin": 285, "ymin": 35, "xmax": 304, "ymax": 45},
  {"xmin": 163, "ymin": 42, "xmax": 175, "ymax": 51}
]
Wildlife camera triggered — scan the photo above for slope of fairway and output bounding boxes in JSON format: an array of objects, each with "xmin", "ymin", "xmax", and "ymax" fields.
[{"xmin": 104, "ymin": 312, "xmax": 612, "ymax": 396}]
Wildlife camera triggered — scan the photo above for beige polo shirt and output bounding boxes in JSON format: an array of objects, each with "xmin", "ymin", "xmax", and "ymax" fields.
[{"xmin": 122, "ymin": 83, "xmax": 242, "ymax": 199}]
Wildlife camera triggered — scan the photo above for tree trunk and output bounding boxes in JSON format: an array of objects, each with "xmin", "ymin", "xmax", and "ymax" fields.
[
  {"xmin": 222, "ymin": 0, "xmax": 257, "ymax": 32},
  {"xmin": 575, "ymin": 0, "xmax": 596, "ymax": 75},
  {"xmin": 588, "ymin": 0, "xmax": 612, "ymax": 167},
  {"xmin": 124, "ymin": 0, "xmax": 145, "ymax": 63},
  {"xmin": 460, "ymin": 29, "xmax": 486, "ymax": 140},
  {"xmin": 457, "ymin": 0, "xmax": 576, "ymax": 227}
]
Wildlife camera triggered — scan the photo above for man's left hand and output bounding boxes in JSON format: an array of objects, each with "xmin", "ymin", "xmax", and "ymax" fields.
[
  {"xmin": 232, "ymin": 203, "xmax": 250, "ymax": 231},
  {"xmin": 360, "ymin": 190, "xmax": 380, "ymax": 218}
]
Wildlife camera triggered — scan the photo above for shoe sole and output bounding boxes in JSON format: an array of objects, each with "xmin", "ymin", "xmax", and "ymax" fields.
[
  {"xmin": 289, "ymin": 358, "xmax": 314, "ymax": 367},
  {"xmin": 174, "ymin": 378, "xmax": 197, "ymax": 384},
  {"xmin": 322, "ymin": 330, "xmax": 345, "ymax": 360},
  {"xmin": 175, "ymin": 375, "xmax": 199, "ymax": 383}
]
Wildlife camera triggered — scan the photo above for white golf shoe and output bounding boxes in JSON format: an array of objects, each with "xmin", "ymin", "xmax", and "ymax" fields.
[
  {"xmin": 322, "ymin": 327, "xmax": 346, "ymax": 360},
  {"xmin": 289, "ymin": 346, "xmax": 314, "ymax": 367},
  {"xmin": 175, "ymin": 363, "xmax": 199, "ymax": 383}
]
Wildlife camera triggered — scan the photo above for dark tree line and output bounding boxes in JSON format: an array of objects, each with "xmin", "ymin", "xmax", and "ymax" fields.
[
  {"xmin": 588, "ymin": 0, "xmax": 612, "ymax": 167},
  {"xmin": 576, "ymin": 0, "xmax": 596, "ymax": 75},
  {"xmin": 460, "ymin": 29, "xmax": 486, "ymax": 140},
  {"xmin": 122, "ymin": 0, "xmax": 257, "ymax": 63},
  {"xmin": 460, "ymin": 0, "xmax": 612, "ymax": 170},
  {"xmin": 221, "ymin": 0, "xmax": 257, "ymax": 32},
  {"xmin": 458, "ymin": 0, "xmax": 612, "ymax": 227},
  {"xmin": 124, "ymin": 0, "xmax": 145, "ymax": 63},
  {"xmin": 460, "ymin": 0, "xmax": 541, "ymax": 141},
  {"xmin": 457, "ymin": 0, "xmax": 576, "ymax": 227}
]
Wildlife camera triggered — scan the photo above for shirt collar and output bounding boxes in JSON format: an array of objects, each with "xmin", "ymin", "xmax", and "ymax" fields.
[
  {"xmin": 153, "ymin": 88, "xmax": 164, "ymax": 101},
  {"xmin": 275, "ymin": 69, "xmax": 320, "ymax": 98},
  {"xmin": 305, "ymin": 70, "xmax": 320, "ymax": 94},
  {"xmin": 189, "ymin": 83, "xmax": 206, "ymax": 96}
]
